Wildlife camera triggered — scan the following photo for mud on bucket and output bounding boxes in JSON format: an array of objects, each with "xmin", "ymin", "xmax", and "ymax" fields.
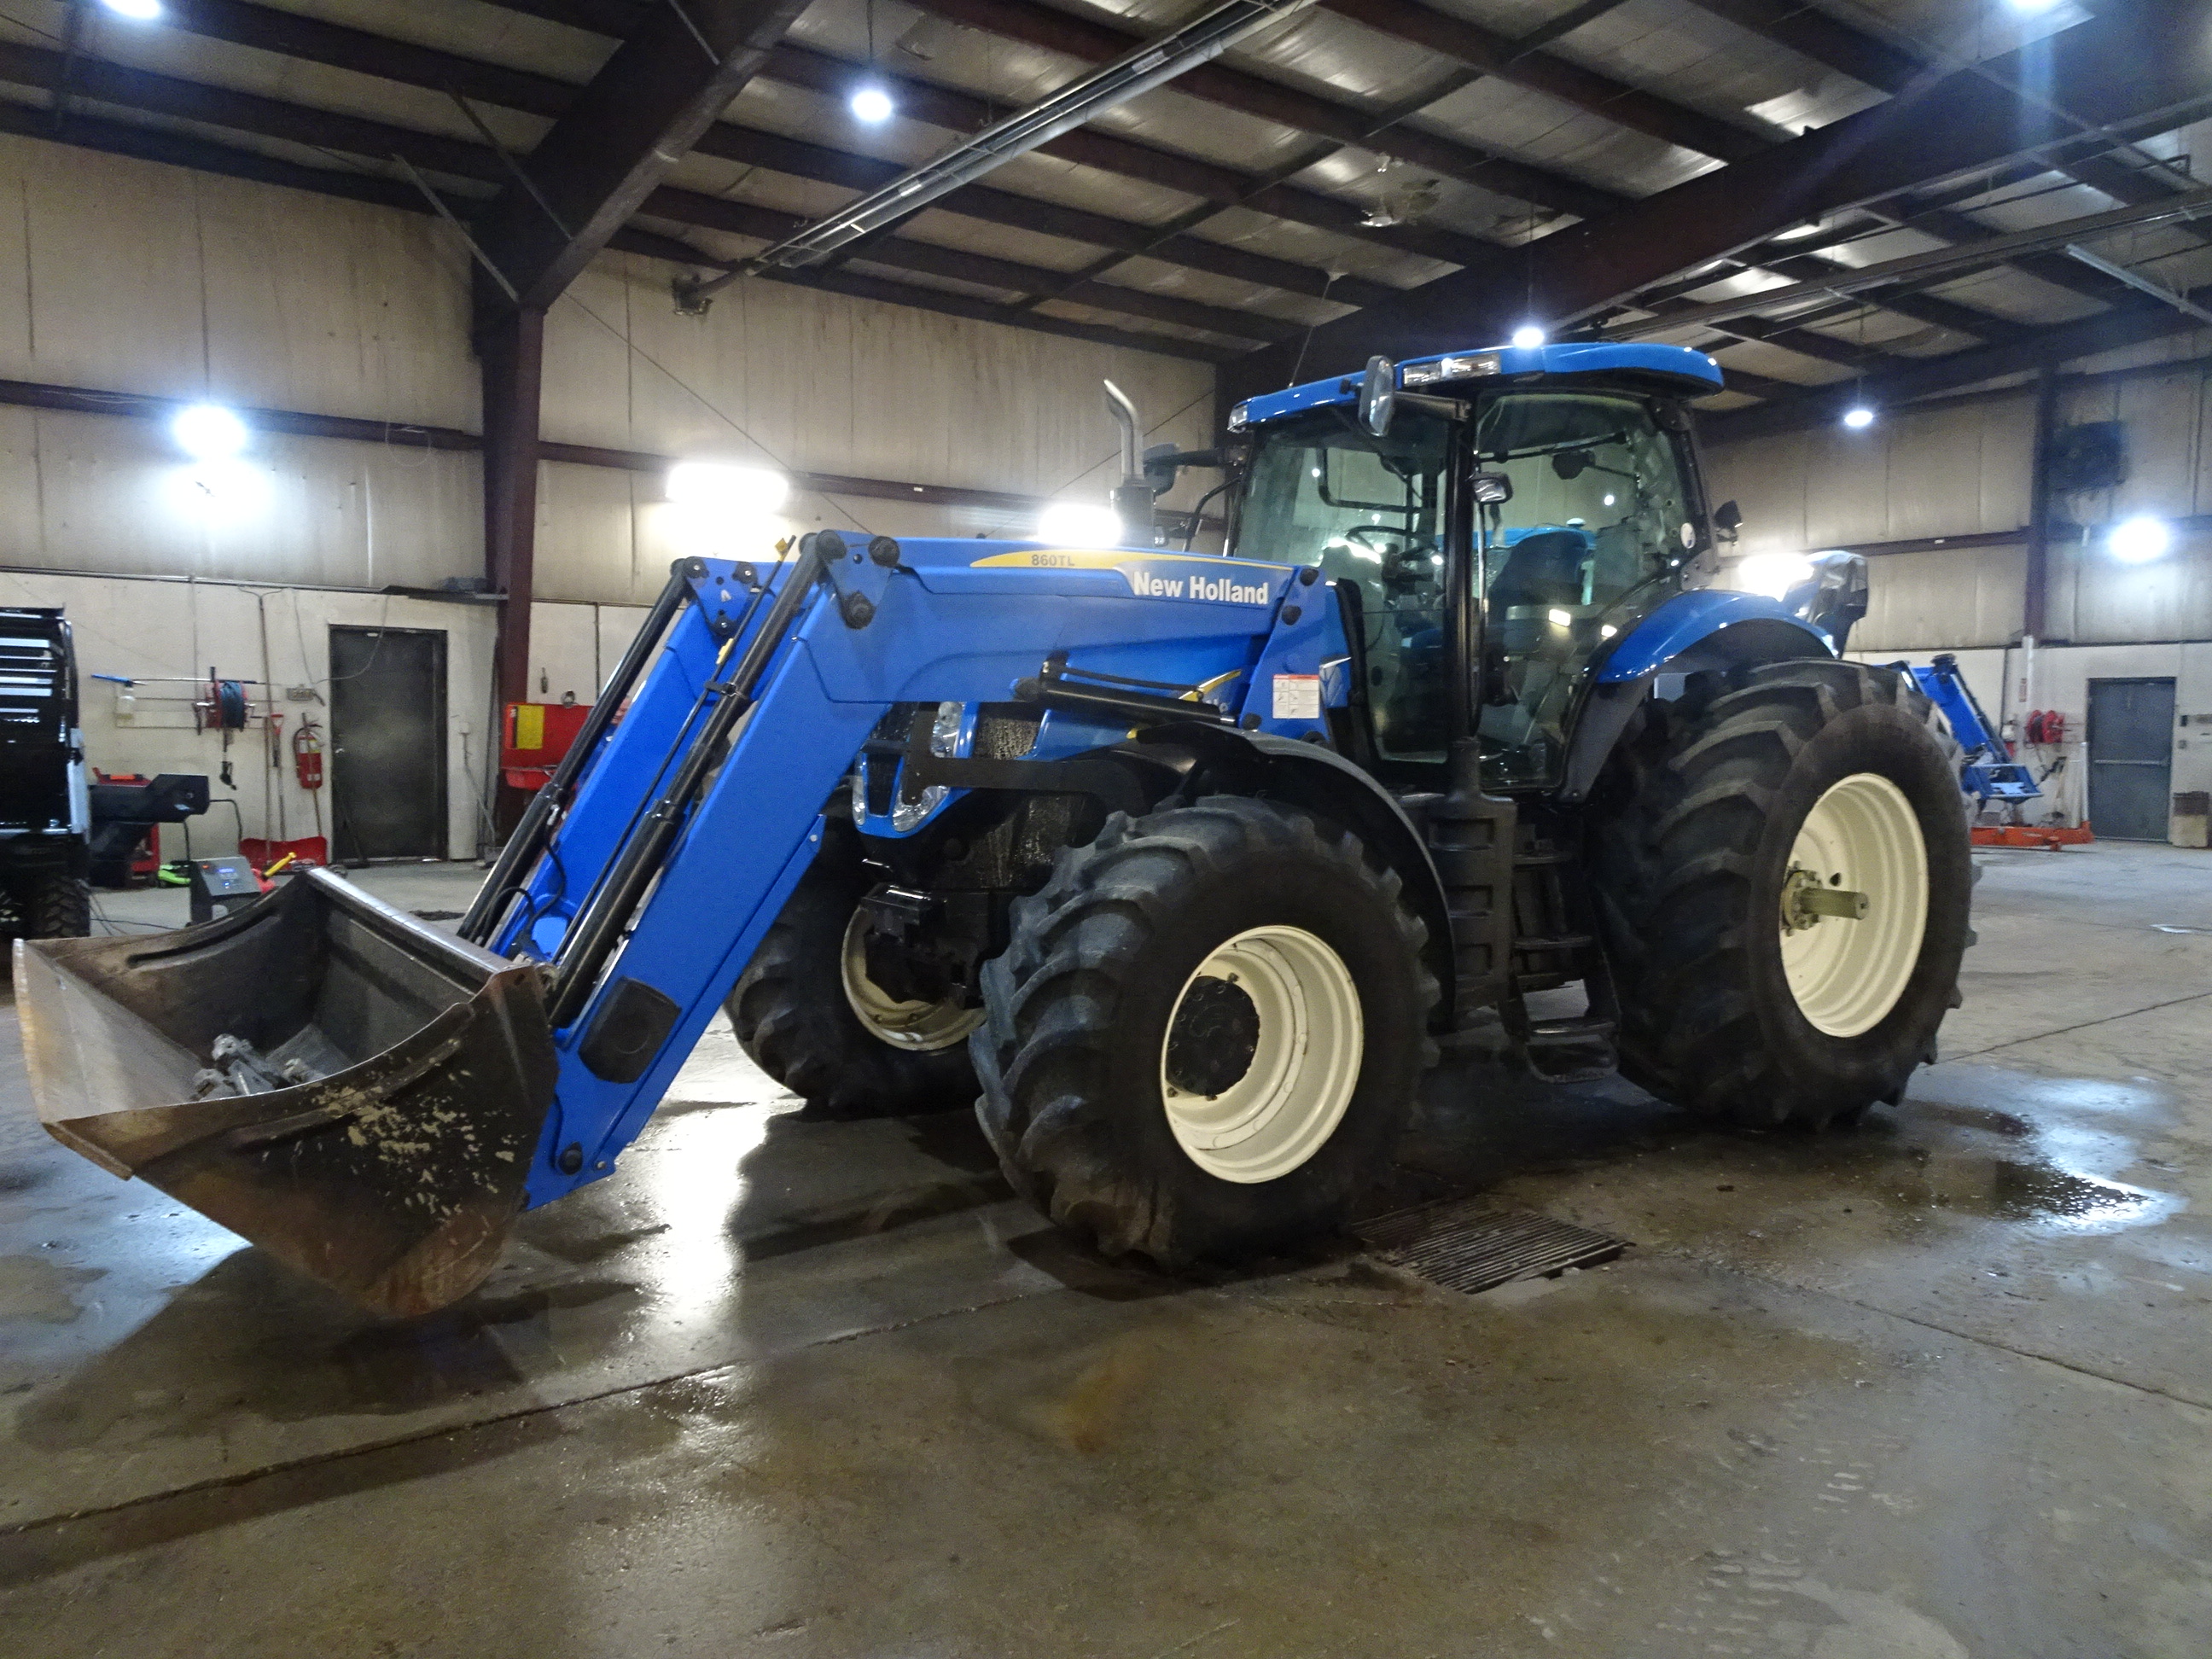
[{"xmin": 14, "ymin": 868, "xmax": 556, "ymax": 1318}]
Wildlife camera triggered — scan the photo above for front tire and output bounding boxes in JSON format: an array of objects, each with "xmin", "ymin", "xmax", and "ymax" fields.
[
  {"xmin": 20, "ymin": 871, "xmax": 90, "ymax": 939},
  {"xmin": 974, "ymin": 796, "xmax": 1437, "ymax": 1266},
  {"xmin": 1586, "ymin": 659, "xmax": 1971, "ymax": 1130},
  {"xmin": 728, "ymin": 829, "xmax": 980, "ymax": 1118}
]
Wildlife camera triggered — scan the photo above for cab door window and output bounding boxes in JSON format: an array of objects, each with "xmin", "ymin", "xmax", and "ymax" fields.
[
  {"xmin": 1474, "ymin": 393, "xmax": 1697, "ymax": 787},
  {"xmin": 1232, "ymin": 408, "xmax": 1455, "ymax": 762}
]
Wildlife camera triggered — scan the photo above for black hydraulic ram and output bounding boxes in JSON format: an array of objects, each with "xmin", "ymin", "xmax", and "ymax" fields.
[
  {"xmin": 541, "ymin": 538, "xmax": 830, "ymax": 1033},
  {"xmin": 458, "ymin": 561, "xmax": 701, "ymax": 947}
]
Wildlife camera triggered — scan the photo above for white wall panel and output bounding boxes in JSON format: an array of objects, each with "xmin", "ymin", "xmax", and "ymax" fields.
[
  {"xmin": 0, "ymin": 137, "xmax": 477, "ymax": 423},
  {"xmin": 1707, "ymin": 395, "xmax": 2036, "ymax": 556},
  {"xmin": 0, "ymin": 407, "xmax": 480, "ymax": 589},
  {"xmin": 1854, "ymin": 544, "xmax": 2027, "ymax": 652},
  {"xmin": 0, "ymin": 137, "xmax": 1219, "ymax": 608},
  {"xmin": 538, "ymin": 253, "xmax": 1217, "ymax": 603}
]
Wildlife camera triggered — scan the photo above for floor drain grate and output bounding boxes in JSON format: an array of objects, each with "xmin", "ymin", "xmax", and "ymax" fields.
[{"xmin": 1355, "ymin": 1198, "xmax": 1627, "ymax": 1295}]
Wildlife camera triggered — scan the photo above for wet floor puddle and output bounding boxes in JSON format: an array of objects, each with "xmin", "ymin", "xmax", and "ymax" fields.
[{"xmin": 1983, "ymin": 1161, "xmax": 2161, "ymax": 1223}]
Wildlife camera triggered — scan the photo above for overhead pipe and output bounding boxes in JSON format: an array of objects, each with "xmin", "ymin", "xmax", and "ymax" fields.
[{"xmin": 674, "ymin": 0, "xmax": 1318, "ymax": 308}]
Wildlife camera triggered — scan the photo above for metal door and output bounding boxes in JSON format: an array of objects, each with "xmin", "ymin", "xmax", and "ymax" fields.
[
  {"xmin": 329, "ymin": 626, "xmax": 447, "ymax": 861},
  {"xmin": 2087, "ymin": 677, "xmax": 2175, "ymax": 841}
]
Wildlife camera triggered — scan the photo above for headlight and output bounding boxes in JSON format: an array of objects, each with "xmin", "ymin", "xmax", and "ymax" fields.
[
  {"xmin": 929, "ymin": 700, "xmax": 962, "ymax": 757},
  {"xmin": 892, "ymin": 785, "xmax": 946, "ymax": 832},
  {"xmin": 1226, "ymin": 401, "xmax": 1250, "ymax": 432}
]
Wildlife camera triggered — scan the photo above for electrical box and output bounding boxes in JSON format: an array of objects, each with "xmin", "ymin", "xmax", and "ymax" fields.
[{"xmin": 188, "ymin": 856, "xmax": 265, "ymax": 924}]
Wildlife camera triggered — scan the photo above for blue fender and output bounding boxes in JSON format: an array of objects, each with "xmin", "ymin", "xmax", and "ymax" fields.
[
  {"xmin": 1559, "ymin": 590, "xmax": 1836, "ymax": 803},
  {"xmin": 1596, "ymin": 589, "xmax": 1836, "ymax": 683}
]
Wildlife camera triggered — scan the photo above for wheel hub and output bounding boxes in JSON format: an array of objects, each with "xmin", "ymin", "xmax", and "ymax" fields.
[
  {"xmin": 839, "ymin": 910, "xmax": 985, "ymax": 1052},
  {"xmin": 1779, "ymin": 772, "xmax": 1930, "ymax": 1038},
  {"xmin": 1159, "ymin": 925, "xmax": 1364, "ymax": 1185},
  {"xmin": 1165, "ymin": 975, "xmax": 1262, "ymax": 1097}
]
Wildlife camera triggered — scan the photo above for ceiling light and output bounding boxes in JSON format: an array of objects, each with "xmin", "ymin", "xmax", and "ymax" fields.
[
  {"xmin": 1037, "ymin": 501, "xmax": 1122, "ymax": 547},
  {"xmin": 665, "ymin": 461, "xmax": 789, "ymax": 515},
  {"xmin": 1842, "ymin": 405, "xmax": 1876, "ymax": 429},
  {"xmin": 171, "ymin": 404, "xmax": 248, "ymax": 460},
  {"xmin": 2005, "ymin": 0, "xmax": 2061, "ymax": 12},
  {"xmin": 1511, "ymin": 325, "xmax": 1546, "ymax": 349},
  {"xmin": 850, "ymin": 86, "xmax": 894, "ymax": 123},
  {"xmin": 2109, "ymin": 515, "xmax": 2172, "ymax": 562},
  {"xmin": 99, "ymin": 0, "xmax": 161, "ymax": 18}
]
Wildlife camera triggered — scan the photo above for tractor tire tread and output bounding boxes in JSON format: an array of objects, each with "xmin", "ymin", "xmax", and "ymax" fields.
[
  {"xmin": 1588, "ymin": 659, "xmax": 1969, "ymax": 1131},
  {"xmin": 975, "ymin": 795, "xmax": 1436, "ymax": 1266}
]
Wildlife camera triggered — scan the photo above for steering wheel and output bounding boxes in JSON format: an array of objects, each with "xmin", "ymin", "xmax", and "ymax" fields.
[{"xmin": 1345, "ymin": 523, "xmax": 1426, "ymax": 554}]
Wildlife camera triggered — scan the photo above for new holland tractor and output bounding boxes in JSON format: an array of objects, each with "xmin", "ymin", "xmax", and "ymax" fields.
[{"xmin": 15, "ymin": 340, "xmax": 1970, "ymax": 1317}]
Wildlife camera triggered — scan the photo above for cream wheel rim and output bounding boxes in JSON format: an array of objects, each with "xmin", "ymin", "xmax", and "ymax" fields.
[
  {"xmin": 1159, "ymin": 925, "xmax": 1364, "ymax": 1184},
  {"xmin": 1779, "ymin": 772, "xmax": 1929, "ymax": 1038},
  {"xmin": 839, "ymin": 909, "xmax": 985, "ymax": 1052}
]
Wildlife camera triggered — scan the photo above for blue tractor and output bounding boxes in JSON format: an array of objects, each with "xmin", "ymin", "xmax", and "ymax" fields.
[{"xmin": 15, "ymin": 341, "xmax": 1971, "ymax": 1316}]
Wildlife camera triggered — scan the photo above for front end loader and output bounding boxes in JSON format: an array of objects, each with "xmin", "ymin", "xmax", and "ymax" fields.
[{"xmin": 17, "ymin": 341, "xmax": 1973, "ymax": 1316}]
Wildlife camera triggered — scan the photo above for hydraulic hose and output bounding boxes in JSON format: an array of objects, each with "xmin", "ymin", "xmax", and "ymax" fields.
[
  {"xmin": 543, "ymin": 539, "xmax": 829, "ymax": 1031},
  {"xmin": 460, "ymin": 562, "xmax": 699, "ymax": 945}
]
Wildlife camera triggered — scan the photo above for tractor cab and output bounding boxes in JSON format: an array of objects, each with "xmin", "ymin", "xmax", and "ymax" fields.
[{"xmin": 1224, "ymin": 341, "xmax": 1727, "ymax": 793}]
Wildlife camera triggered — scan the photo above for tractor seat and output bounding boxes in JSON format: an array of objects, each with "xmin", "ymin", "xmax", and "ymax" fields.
[{"xmin": 1488, "ymin": 529, "xmax": 1588, "ymax": 608}]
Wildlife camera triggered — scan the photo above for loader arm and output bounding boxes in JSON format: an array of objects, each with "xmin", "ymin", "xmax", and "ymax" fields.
[
  {"xmin": 499, "ymin": 537, "xmax": 1317, "ymax": 1211},
  {"xmin": 17, "ymin": 534, "xmax": 1324, "ymax": 1313}
]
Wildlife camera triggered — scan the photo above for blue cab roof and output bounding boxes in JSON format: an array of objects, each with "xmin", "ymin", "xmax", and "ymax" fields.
[{"xmin": 1230, "ymin": 340, "xmax": 1724, "ymax": 431}]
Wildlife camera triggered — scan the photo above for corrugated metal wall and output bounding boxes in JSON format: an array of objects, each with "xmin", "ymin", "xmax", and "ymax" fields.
[
  {"xmin": 0, "ymin": 136, "xmax": 1219, "ymax": 854},
  {"xmin": 0, "ymin": 137, "xmax": 1215, "ymax": 605},
  {"xmin": 1705, "ymin": 370, "xmax": 2212, "ymax": 650},
  {"xmin": 1707, "ymin": 398, "xmax": 2034, "ymax": 559}
]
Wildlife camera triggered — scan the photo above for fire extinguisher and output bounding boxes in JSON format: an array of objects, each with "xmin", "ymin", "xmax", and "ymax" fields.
[{"xmin": 293, "ymin": 719, "xmax": 324, "ymax": 789}]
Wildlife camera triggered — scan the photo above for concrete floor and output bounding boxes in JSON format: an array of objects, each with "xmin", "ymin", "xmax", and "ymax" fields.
[{"xmin": 2, "ymin": 846, "xmax": 2209, "ymax": 1656}]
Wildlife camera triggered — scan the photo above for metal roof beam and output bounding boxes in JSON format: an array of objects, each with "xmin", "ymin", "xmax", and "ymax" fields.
[
  {"xmin": 1609, "ymin": 181, "xmax": 2212, "ymax": 340},
  {"xmin": 754, "ymin": 45, "xmax": 1500, "ymax": 272},
  {"xmin": 1684, "ymin": 0, "xmax": 2197, "ymax": 207},
  {"xmin": 140, "ymin": 2, "xmax": 1462, "ymax": 306},
  {"xmin": 905, "ymin": 0, "xmax": 1631, "ymax": 220},
  {"xmin": 0, "ymin": 43, "xmax": 1231, "ymax": 356},
  {"xmin": 1701, "ymin": 290, "xmax": 2211, "ymax": 442},
  {"xmin": 470, "ymin": 0, "xmax": 808, "ymax": 311},
  {"xmin": 1225, "ymin": 2, "xmax": 2212, "ymax": 399},
  {"xmin": 1318, "ymin": 0, "xmax": 1769, "ymax": 162}
]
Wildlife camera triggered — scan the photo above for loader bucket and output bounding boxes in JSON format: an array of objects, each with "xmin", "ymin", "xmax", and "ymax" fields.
[{"xmin": 15, "ymin": 869, "xmax": 556, "ymax": 1317}]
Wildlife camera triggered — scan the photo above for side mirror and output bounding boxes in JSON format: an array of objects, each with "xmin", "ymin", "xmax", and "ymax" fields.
[
  {"xmin": 1470, "ymin": 470, "xmax": 1514, "ymax": 506},
  {"xmin": 1551, "ymin": 449, "xmax": 1591, "ymax": 480},
  {"xmin": 1358, "ymin": 355, "xmax": 1396, "ymax": 437},
  {"xmin": 1714, "ymin": 498, "xmax": 1743, "ymax": 540},
  {"xmin": 1142, "ymin": 443, "xmax": 1222, "ymax": 494}
]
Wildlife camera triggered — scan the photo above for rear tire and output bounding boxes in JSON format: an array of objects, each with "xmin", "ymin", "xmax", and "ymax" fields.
[
  {"xmin": 21, "ymin": 871, "xmax": 90, "ymax": 939},
  {"xmin": 1586, "ymin": 659, "xmax": 1971, "ymax": 1130},
  {"xmin": 974, "ymin": 796, "xmax": 1437, "ymax": 1266},
  {"xmin": 728, "ymin": 829, "xmax": 979, "ymax": 1119}
]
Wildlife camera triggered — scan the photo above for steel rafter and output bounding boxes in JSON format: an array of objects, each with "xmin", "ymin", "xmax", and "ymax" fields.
[
  {"xmin": 1318, "ymin": 0, "xmax": 1768, "ymax": 163},
  {"xmin": 138, "ymin": 1, "xmax": 1469, "ymax": 311},
  {"xmin": 1702, "ymin": 288, "xmax": 2212, "ymax": 443},
  {"xmin": 470, "ymin": 0, "xmax": 809, "ymax": 311},
  {"xmin": 1225, "ymin": 2, "xmax": 2212, "ymax": 402},
  {"xmin": 904, "ymin": 0, "xmax": 1629, "ymax": 220}
]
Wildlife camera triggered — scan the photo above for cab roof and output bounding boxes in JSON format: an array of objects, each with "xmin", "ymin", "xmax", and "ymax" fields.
[{"xmin": 1228, "ymin": 340, "xmax": 1724, "ymax": 432}]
